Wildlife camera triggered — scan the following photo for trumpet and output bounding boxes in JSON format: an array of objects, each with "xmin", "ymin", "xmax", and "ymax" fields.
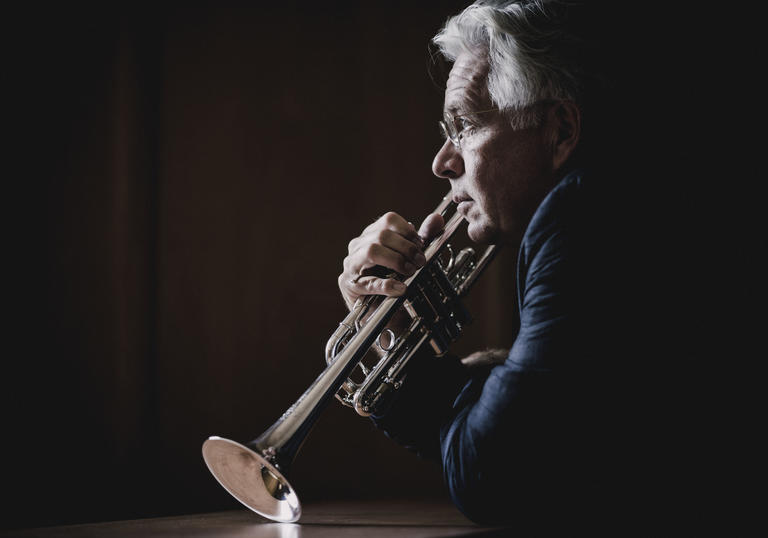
[{"xmin": 202, "ymin": 194, "xmax": 498, "ymax": 522}]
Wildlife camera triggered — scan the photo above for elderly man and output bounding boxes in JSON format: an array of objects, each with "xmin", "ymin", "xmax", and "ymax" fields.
[{"xmin": 337, "ymin": 0, "xmax": 672, "ymax": 531}]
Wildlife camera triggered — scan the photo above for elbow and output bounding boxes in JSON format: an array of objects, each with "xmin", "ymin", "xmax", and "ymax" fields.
[
  {"xmin": 442, "ymin": 439, "xmax": 509, "ymax": 525},
  {"xmin": 445, "ymin": 469, "xmax": 562, "ymax": 528},
  {"xmin": 446, "ymin": 477, "xmax": 502, "ymax": 525},
  {"xmin": 442, "ymin": 443, "xmax": 554, "ymax": 526},
  {"xmin": 441, "ymin": 409, "xmax": 509, "ymax": 524}
]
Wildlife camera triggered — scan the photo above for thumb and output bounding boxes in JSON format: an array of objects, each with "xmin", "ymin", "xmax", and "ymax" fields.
[{"xmin": 418, "ymin": 213, "xmax": 445, "ymax": 242}]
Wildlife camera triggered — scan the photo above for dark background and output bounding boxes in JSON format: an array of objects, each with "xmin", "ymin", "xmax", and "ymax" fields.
[{"xmin": 4, "ymin": 1, "xmax": 762, "ymax": 531}]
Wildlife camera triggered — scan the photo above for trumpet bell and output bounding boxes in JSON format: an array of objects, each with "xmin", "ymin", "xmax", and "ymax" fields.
[{"xmin": 202, "ymin": 436, "xmax": 301, "ymax": 522}]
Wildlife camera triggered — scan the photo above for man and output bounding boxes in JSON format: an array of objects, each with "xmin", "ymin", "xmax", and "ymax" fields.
[{"xmin": 338, "ymin": 0, "xmax": 679, "ymax": 531}]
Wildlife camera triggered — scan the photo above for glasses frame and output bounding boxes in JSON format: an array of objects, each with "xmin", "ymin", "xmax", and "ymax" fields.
[
  {"xmin": 439, "ymin": 100, "xmax": 559, "ymax": 150},
  {"xmin": 438, "ymin": 107, "xmax": 499, "ymax": 150}
]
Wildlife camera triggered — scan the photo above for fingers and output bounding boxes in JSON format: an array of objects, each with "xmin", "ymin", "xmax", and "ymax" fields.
[
  {"xmin": 341, "ymin": 274, "xmax": 407, "ymax": 298},
  {"xmin": 349, "ymin": 215, "xmax": 422, "ymax": 269},
  {"xmin": 339, "ymin": 211, "xmax": 428, "ymax": 306},
  {"xmin": 338, "ymin": 271, "xmax": 408, "ymax": 311},
  {"xmin": 461, "ymin": 348, "xmax": 509, "ymax": 368},
  {"xmin": 353, "ymin": 234, "xmax": 425, "ymax": 275},
  {"xmin": 361, "ymin": 211, "xmax": 422, "ymax": 245},
  {"xmin": 346, "ymin": 216, "xmax": 427, "ymax": 277}
]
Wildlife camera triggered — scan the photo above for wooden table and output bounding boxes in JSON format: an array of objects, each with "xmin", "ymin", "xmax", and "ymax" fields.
[{"xmin": 1, "ymin": 500, "xmax": 509, "ymax": 537}]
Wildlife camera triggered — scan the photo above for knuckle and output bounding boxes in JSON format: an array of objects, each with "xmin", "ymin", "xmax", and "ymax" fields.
[
  {"xmin": 377, "ymin": 229, "xmax": 391, "ymax": 243},
  {"xmin": 365, "ymin": 279, "xmax": 380, "ymax": 293},
  {"xmin": 401, "ymin": 259, "xmax": 414, "ymax": 274},
  {"xmin": 338, "ymin": 273, "xmax": 350, "ymax": 289},
  {"xmin": 382, "ymin": 212, "xmax": 399, "ymax": 227},
  {"xmin": 384, "ymin": 278, "xmax": 406, "ymax": 295},
  {"xmin": 364, "ymin": 243, "xmax": 379, "ymax": 260}
]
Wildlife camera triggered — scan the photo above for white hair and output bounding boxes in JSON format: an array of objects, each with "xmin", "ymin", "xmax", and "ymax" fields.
[{"xmin": 433, "ymin": 0, "xmax": 587, "ymax": 127}]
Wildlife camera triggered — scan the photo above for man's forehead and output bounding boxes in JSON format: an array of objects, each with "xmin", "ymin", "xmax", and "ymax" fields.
[{"xmin": 444, "ymin": 53, "xmax": 490, "ymax": 112}]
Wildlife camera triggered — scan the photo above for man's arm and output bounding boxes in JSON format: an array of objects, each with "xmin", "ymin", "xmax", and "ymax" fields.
[
  {"xmin": 374, "ymin": 174, "xmax": 602, "ymax": 526},
  {"xmin": 439, "ymin": 173, "xmax": 607, "ymax": 526}
]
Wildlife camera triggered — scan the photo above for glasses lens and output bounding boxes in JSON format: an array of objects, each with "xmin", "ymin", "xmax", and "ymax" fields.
[{"xmin": 439, "ymin": 119, "xmax": 458, "ymax": 147}]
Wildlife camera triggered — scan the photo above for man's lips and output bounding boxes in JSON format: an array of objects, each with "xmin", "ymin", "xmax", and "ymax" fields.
[{"xmin": 457, "ymin": 200, "xmax": 472, "ymax": 216}]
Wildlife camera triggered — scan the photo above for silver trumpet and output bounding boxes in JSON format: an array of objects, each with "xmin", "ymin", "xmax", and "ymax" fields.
[{"xmin": 202, "ymin": 194, "xmax": 498, "ymax": 523}]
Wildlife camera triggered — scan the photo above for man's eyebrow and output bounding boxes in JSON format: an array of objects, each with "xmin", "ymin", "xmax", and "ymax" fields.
[
  {"xmin": 445, "ymin": 97, "xmax": 484, "ymax": 117},
  {"xmin": 444, "ymin": 103, "xmax": 462, "ymax": 116}
]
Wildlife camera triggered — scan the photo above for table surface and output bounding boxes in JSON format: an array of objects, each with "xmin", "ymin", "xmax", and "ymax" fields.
[{"xmin": 1, "ymin": 499, "xmax": 510, "ymax": 537}]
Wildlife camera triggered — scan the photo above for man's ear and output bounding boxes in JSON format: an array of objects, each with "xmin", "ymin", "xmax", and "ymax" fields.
[{"xmin": 548, "ymin": 100, "xmax": 581, "ymax": 171}]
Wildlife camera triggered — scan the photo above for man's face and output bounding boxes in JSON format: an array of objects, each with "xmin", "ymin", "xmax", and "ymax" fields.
[{"xmin": 432, "ymin": 52, "xmax": 558, "ymax": 245}]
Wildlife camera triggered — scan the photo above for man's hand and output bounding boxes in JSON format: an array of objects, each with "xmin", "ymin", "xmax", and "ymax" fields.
[
  {"xmin": 338, "ymin": 211, "xmax": 445, "ymax": 310},
  {"xmin": 461, "ymin": 348, "xmax": 509, "ymax": 369}
]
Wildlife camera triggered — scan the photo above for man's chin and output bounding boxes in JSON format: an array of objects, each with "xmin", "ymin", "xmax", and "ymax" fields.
[{"xmin": 466, "ymin": 220, "xmax": 497, "ymax": 245}]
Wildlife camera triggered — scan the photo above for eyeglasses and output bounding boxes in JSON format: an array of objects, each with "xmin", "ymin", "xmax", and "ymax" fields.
[
  {"xmin": 438, "ymin": 107, "xmax": 499, "ymax": 150},
  {"xmin": 439, "ymin": 100, "xmax": 558, "ymax": 150}
]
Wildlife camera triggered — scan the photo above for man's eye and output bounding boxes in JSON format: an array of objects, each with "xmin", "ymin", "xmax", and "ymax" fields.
[
  {"xmin": 457, "ymin": 118, "xmax": 476, "ymax": 140},
  {"xmin": 458, "ymin": 117, "xmax": 474, "ymax": 130}
]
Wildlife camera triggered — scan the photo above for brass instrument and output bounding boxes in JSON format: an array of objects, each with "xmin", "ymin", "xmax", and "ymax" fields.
[{"xmin": 202, "ymin": 194, "xmax": 498, "ymax": 523}]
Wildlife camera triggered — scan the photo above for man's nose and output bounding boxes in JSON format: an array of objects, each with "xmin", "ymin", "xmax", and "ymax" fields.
[{"xmin": 432, "ymin": 139, "xmax": 464, "ymax": 179}]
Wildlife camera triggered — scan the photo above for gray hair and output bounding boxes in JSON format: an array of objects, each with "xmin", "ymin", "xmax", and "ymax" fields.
[{"xmin": 433, "ymin": 0, "xmax": 589, "ymax": 128}]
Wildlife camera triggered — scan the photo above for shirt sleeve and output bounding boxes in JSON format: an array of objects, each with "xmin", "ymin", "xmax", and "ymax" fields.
[{"xmin": 440, "ymin": 178, "xmax": 590, "ymax": 524}]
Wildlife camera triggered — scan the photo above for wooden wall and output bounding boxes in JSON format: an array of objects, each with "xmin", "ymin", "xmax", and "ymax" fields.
[{"xmin": 5, "ymin": 2, "xmax": 521, "ymax": 528}]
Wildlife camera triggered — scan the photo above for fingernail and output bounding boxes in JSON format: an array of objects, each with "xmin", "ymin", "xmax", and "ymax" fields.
[
  {"xmin": 404, "ymin": 262, "xmax": 416, "ymax": 273},
  {"xmin": 415, "ymin": 253, "xmax": 427, "ymax": 267}
]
